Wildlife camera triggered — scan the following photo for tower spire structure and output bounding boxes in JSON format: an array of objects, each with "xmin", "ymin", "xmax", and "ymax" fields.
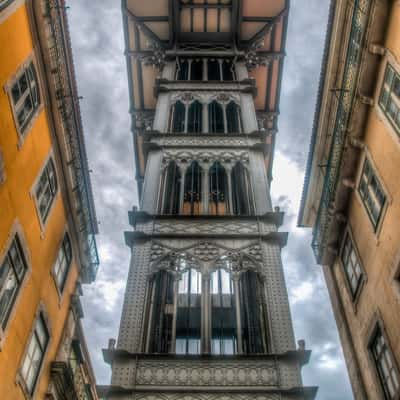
[{"xmin": 100, "ymin": 1, "xmax": 317, "ymax": 399}]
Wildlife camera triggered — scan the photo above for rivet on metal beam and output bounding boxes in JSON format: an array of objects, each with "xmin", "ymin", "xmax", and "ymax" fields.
[
  {"xmin": 358, "ymin": 94, "xmax": 374, "ymax": 106},
  {"xmin": 342, "ymin": 178, "xmax": 355, "ymax": 190},
  {"xmin": 349, "ymin": 136, "xmax": 365, "ymax": 149},
  {"xmin": 368, "ymin": 44, "xmax": 386, "ymax": 56},
  {"xmin": 335, "ymin": 213, "xmax": 347, "ymax": 223}
]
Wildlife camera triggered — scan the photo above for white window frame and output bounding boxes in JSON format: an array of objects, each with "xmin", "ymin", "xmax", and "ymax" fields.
[
  {"xmin": 4, "ymin": 55, "xmax": 42, "ymax": 144},
  {"xmin": 0, "ymin": 221, "xmax": 31, "ymax": 348},
  {"xmin": 356, "ymin": 153, "xmax": 388, "ymax": 233},
  {"xmin": 339, "ymin": 228, "xmax": 365, "ymax": 303},
  {"xmin": 17, "ymin": 305, "xmax": 51, "ymax": 399},
  {"xmin": 52, "ymin": 231, "xmax": 73, "ymax": 295},
  {"xmin": 31, "ymin": 153, "xmax": 59, "ymax": 231},
  {"xmin": 368, "ymin": 321, "xmax": 400, "ymax": 400}
]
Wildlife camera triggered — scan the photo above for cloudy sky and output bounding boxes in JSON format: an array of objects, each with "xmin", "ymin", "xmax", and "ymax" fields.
[{"xmin": 68, "ymin": 1, "xmax": 353, "ymax": 399}]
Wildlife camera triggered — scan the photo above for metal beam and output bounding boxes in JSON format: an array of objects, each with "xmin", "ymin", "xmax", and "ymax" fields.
[{"xmin": 126, "ymin": 9, "xmax": 165, "ymax": 48}]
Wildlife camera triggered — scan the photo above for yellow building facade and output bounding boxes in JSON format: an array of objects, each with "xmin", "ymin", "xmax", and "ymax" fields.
[
  {"xmin": 0, "ymin": 1, "xmax": 99, "ymax": 398},
  {"xmin": 299, "ymin": 1, "xmax": 400, "ymax": 399}
]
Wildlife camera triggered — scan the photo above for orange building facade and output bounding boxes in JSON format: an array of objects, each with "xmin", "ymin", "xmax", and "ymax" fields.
[
  {"xmin": 0, "ymin": 1, "xmax": 99, "ymax": 398},
  {"xmin": 299, "ymin": 1, "xmax": 400, "ymax": 399}
]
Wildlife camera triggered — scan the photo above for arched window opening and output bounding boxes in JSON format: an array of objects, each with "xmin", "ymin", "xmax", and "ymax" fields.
[
  {"xmin": 222, "ymin": 60, "xmax": 234, "ymax": 81},
  {"xmin": 160, "ymin": 162, "xmax": 181, "ymax": 215},
  {"xmin": 177, "ymin": 59, "xmax": 189, "ymax": 80},
  {"xmin": 148, "ymin": 270, "xmax": 175, "ymax": 353},
  {"xmin": 184, "ymin": 162, "xmax": 202, "ymax": 215},
  {"xmin": 176, "ymin": 268, "xmax": 202, "ymax": 354},
  {"xmin": 232, "ymin": 163, "xmax": 254, "ymax": 216},
  {"xmin": 239, "ymin": 271, "xmax": 268, "ymax": 354},
  {"xmin": 226, "ymin": 101, "xmax": 241, "ymax": 133},
  {"xmin": 211, "ymin": 267, "xmax": 237, "ymax": 355},
  {"xmin": 187, "ymin": 101, "xmax": 202, "ymax": 133},
  {"xmin": 208, "ymin": 59, "xmax": 220, "ymax": 81},
  {"xmin": 191, "ymin": 59, "xmax": 203, "ymax": 80},
  {"xmin": 208, "ymin": 101, "xmax": 224, "ymax": 133},
  {"xmin": 209, "ymin": 162, "xmax": 228, "ymax": 215},
  {"xmin": 171, "ymin": 101, "xmax": 186, "ymax": 132}
]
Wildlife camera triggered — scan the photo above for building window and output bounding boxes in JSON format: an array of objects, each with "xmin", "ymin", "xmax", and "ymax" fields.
[
  {"xmin": 176, "ymin": 268, "xmax": 202, "ymax": 354},
  {"xmin": 10, "ymin": 62, "xmax": 40, "ymax": 134},
  {"xmin": 226, "ymin": 101, "xmax": 242, "ymax": 133},
  {"xmin": 53, "ymin": 233, "xmax": 72, "ymax": 292},
  {"xmin": 379, "ymin": 64, "xmax": 400, "ymax": 135},
  {"xmin": 20, "ymin": 313, "xmax": 49, "ymax": 396},
  {"xmin": 187, "ymin": 100, "xmax": 202, "ymax": 133},
  {"xmin": 358, "ymin": 158, "xmax": 386, "ymax": 230},
  {"xmin": 170, "ymin": 101, "xmax": 186, "ymax": 133},
  {"xmin": 160, "ymin": 161, "xmax": 181, "ymax": 215},
  {"xmin": 211, "ymin": 268, "xmax": 237, "ymax": 355},
  {"xmin": 340, "ymin": 232, "xmax": 364, "ymax": 299},
  {"xmin": 35, "ymin": 158, "xmax": 58, "ymax": 225},
  {"xmin": 0, "ymin": 235, "xmax": 28, "ymax": 331},
  {"xmin": 183, "ymin": 161, "xmax": 202, "ymax": 215},
  {"xmin": 208, "ymin": 101, "xmax": 224, "ymax": 133},
  {"xmin": 370, "ymin": 325, "xmax": 400, "ymax": 399},
  {"xmin": 231, "ymin": 162, "xmax": 254, "ymax": 215},
  {"xmin": 0, "ymin": 0, "xmax": 14, "ymax": 11},
  {"xmin": 209, "ymin": 162, "xmax": 228, "ymax": 215}
]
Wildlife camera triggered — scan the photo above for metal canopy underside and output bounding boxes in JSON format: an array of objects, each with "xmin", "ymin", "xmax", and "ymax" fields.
[{"xmin": 124, "ymin": 0, "xmax": 289, "ymax": 112}]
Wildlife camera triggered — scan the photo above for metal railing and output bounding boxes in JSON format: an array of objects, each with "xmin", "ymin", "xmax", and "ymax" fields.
[
  {"xmin": 44, "ymin": 0, "xmax": 99, "ymax": 281},
  {"xmin": 311, "ymin": 0, "xmax": 371, "ymax": 263}
]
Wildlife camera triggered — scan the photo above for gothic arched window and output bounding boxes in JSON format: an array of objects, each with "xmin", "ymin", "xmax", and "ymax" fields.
[
  {"xmin": 231, "ymin": 162, "xmax": 254, "ymax": 215},
  {"xmin": 211, "ymin": 267, "xmax": 237, "ymax": 355},
  {"xmin": 222, "ymin": 60, "xmax": 234, "ymax": 81},
  {"xmin": 176, "ymin": 268, "xmax": 202, "ymax": 354},
  {"xmin": 184, "ymin": 161, "xmax": 202, "ymax": 215},
  {"xmin": 191, "ymin": 59, "xmax": 203, "ymax": 80},
  {"xmin": 187, "ymin": 101, "xmax": 202, "ymax": 133},
  {"xmin": 208, "ymin": 101, "xmax": 224, "ymax": 133},
  {"xmin": 160, "ymin": 161, "xmax": 181, "ymax": 215},
  {"xmin": 177, "ymin": 59, "xmax": 189, "ymax": 80},
  {"xmin": 147, "ymin": 270, "xmax": 175, "ymax": 353},
  {"xmin": 209, "ymin": 162, "xmax": 228, "ymax": 215},
  {"xmin": 239, "ymin": 270, "xmax": 268, "ymax": 353},
  {"xmin": 208, "ymin": 59, "xmax": 220, "ymax": 80},
  {"xmin": 226, "ymin": 101, "xmax": 241, "ymax": 133},
  {"xmin": 170, "ymin": 101, "xmax": 186, "ymax": 132}
]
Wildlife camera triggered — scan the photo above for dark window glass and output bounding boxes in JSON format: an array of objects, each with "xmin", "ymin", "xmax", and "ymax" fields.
[
  {"xmin": 209, "ymin": 162, "xmax": 228, "ymax": 215},
  {"xmin": 10, "ymin": 62, "xmax": 40, "ymax": 133},
  {"xmin": 54, "ymin": 233, "xmax": 73, "ymax": 292},
  {"xmin": 177, "ymin": 59, "xmax": 189, "ymax": 80},
  {"xmin": 370, "ymin": 327, "xmax": 400, "ymax": 400},
  {"xmin": 161, "ymin": 162, "xmax": 181, "ymax": 215},
  {"xmin": 340, "ymin": 232, "xmax": 364, "ymax": 298},
  {"xmin": 208, "ymin": 101, "xmax": 224, "ymax": 133},
  {"xmin": 226, "ymin": 101, "xmax": 241, "ymax": 133},
  {"xmin": 184, "ymin": 161, "xmax": 202, "ymax": 215},
  {"xmin": 0, "ymin": 236, "xmax": 27, "ymax": 330},
  {"xmin": 232, "ymin": 162, "xmax": 254, "ymax": 215},
  {"xmin": 35, "ymin": 158, "xmax": 58, "ymax": 224},
  {"xmin": 191, "ymin": 60, "xmax": 203, "ymax": 80},
  {"xmin": 379, "ymin": 64, "xmax": 400, "ymax": 134},
  {"xmin": 20, "ymin": 313, "xmax": 49, "ymax": 395},
  {"xmin": 211, "ymin": 268, "xmax": 237, "ymax": 355},
  {"xmin": 149, "ymin": 270, "xmax": 175, "ymax": 353},
  {"xmin": 208, "ymin": 59, "xmax": 220, "ymax": 81},
  {"xmin": 187, "ymin": 101, "xmax": 202, "ymax": 133},
  {"xmin": 358, "ymin": 158, "xmax": 386, "ymax": 229},
  {"xmin": 176, "ymin": 268, "xmax": 202, "ymax": 354},
  {"xmin": 239, "ymin": 271, "xmax": 268, "ymax": 354},
  {"xmin": 171, "ymin": 101, "xmax": 186, "ymax": 133},
  {"xmin": 222, "ymin": 60, "xmax": 234, "ymax": 81}
]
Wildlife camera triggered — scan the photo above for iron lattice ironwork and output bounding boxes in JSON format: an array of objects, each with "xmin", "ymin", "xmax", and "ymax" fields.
[
  {"xmin": 311, "ymin": 0, "xmax": 371, "ymax": 263},
  {"xmin": 44, "ymin": 0, "xmax": 99, "ymax": 281}
]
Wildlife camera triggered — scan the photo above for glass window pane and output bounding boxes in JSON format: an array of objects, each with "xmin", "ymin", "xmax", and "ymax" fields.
[{"xmin": 0, "ymin": 260, "xmax": 18, "ymax": 327}]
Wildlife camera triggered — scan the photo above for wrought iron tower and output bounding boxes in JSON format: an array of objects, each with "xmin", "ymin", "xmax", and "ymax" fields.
[{"xmin": 100, "ymin": 1, "xmax": 317, "ymax": 399}]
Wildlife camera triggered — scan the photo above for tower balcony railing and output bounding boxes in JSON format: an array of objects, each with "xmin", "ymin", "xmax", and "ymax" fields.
[{"xmin": 311, "ymin": 0, "xmax": 371, "ymax": 264}]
